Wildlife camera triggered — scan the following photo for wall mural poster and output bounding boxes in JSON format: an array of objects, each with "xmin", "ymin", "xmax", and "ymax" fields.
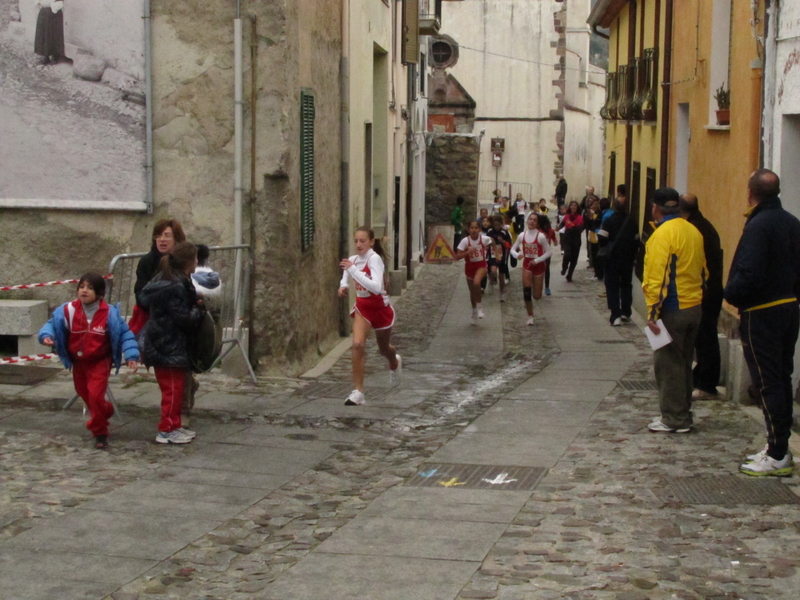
[{"xmin": 0, "ymin": 0, "xmax": 146, "ymax": 207}]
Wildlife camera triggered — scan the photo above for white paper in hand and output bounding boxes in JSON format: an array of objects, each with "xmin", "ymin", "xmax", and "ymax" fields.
[{"xmin": 644, "ymin": 319, "xmax": 672, "ymax": 350}]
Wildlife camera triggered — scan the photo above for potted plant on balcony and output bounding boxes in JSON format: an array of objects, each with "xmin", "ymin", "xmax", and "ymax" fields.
[{"xmin": 714, "ymin": 83, "xmax": 730, "ymax": 126}]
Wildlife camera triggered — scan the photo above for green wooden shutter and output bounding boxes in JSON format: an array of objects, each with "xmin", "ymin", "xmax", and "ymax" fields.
[{"xmin": 300, "ymin": 90, "xmax": 315, "ymax": 251}]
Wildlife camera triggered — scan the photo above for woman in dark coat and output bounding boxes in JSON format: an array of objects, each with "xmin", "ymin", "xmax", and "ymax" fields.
[
  {"xmin": 129, "ymin": 219, "xmax": 186, "ymax": 335},
  {"xmin": 34, "ymin": 1, "xmax": 65, "ymax": 65},
  {"xmin": 560, "ymin": 201, "xmax": 584, "ymax": 282},
  {"xmin": 138, "ymin": 242, "xmax": 203, "ymax": 445}
]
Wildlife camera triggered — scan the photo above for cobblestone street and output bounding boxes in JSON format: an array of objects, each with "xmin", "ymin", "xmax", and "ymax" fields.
[{"xmin": 1, "ymin": 262, "xmax": 800, "ymax": 599}]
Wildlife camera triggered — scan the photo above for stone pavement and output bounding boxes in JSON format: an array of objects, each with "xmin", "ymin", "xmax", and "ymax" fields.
[{"xmin": 2, "ymin": 260, "xmax": 800, "ymax": 600}]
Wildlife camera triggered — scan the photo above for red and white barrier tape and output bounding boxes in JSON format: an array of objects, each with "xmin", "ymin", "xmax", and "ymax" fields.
[
  {"xmin": 0, "ymin": 353, "xmax": 60, "ymax": 365},
  {"xmin": 0, "ymin": 274, "xmax": 112, "ymax": 292}
]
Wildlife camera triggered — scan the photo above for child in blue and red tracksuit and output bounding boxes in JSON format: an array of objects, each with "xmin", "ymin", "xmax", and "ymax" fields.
[{"xmin": 39, "ymin": 273, "xmax": 139, "ymax": 449}]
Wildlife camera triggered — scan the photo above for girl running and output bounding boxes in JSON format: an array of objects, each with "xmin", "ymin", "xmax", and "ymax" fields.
[
  {"xmin": 338, "ymin": 227, "xmax": 401, "ymax": 406},
  {"xmin": 455, "ymin": 220, "xmax": 493, "ymax": 323},
  {"xmin": 39, "ymin": 273, "xmax": 139, "ymax": 449},
  {"xmin": 537, "ymin": 214, "xmax": 558, "ymax": 296},
  {"xmin": 560, "ymin": 200, "xmax": 584, "ymax": 282},
  {"xmin": 511, "ymin": 212, "xmax": 553, "ymax": 325},
  {"xmin": 486, "ymin": 215, "xmax": 512, "ymax": 301}
]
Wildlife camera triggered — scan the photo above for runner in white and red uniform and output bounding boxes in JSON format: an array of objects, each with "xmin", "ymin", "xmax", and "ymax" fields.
[
  {"xmin": 455, "ymin": 220, "xmax": 493, "ymax": 323},
  {"xmin": 338, "ymin": 227, "xmax": 401, "ymax": 406},
  {"xmin": 511, "ymin": 212, "xmax": 552, "ymax": 325}
]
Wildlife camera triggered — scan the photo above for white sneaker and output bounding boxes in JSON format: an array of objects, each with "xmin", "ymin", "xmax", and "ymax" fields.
[
  {"xmin": 745, "ymin": 444, "xmax": 793, "ymax": 463},
  {"xmin": 344, "ymin": 389, "xmax": 366, "ymax": 406},
  {"xmin": 176, "ymin": 427, "xmax": 196, "ymax": 439},
  {"xmin": 155, "ymin": 430, "xmax": 193, "ymax": 444},
  {"xmin": 740, "ymin": 453, "xmax": 794, "ymax": 477},
  {"xmin": 477, "ymin": 308, "xmax": 485, "ymax": 319},
  {"xmin": 612, "ymin": 318, "xmax": 622, "ymax": 327},
  {"xmin": 389, "ymin": 354, "xmax": 402, "ymax": 387},
  {"xmin": 526, "ymin": 316, "xmax": 534, "ymax": 326},
  {"xmin": 647, "ymin": 419, "xmax": 691, "ymax": 433},
  {"xmin": 471, "ymin": 308, "xmax": 478, "ymax": 324}
]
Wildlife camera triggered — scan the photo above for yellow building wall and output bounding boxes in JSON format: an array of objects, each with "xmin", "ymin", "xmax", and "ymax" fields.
[
  {"xmin": 668, "ymin": 0, "xmax": 763, "ymax": 308},
  {"xmin": 603, "ymin": 1, "xmax": 665, "ymax": 234}
]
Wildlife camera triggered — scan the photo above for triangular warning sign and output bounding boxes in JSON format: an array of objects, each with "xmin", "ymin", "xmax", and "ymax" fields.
[{"xmin": 425, "ymin": 233, "xmax": 455, "ymax": 263}]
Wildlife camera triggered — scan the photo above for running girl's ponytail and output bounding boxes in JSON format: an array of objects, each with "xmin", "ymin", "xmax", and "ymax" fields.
[
  {"xmin": 159, "ymin": 241, "xmax": 197, "ymax": 280},
  {"xmin": 356, "ymin": 226, "xmax": 390, "ymax": 262}
]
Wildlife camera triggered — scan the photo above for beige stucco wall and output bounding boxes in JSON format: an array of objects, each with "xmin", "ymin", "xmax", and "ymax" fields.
[{"xmin": 440, "ymin": 0, "xmax": 561, "ymax": 201}]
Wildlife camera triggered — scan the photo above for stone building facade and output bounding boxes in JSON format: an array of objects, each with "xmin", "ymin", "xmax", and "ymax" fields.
[{"xmin": 0, "ymin": 0, "xmax": 344, "ymax": 376}]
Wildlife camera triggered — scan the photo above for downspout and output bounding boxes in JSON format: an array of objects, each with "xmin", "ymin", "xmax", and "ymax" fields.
[
  {"xmin": 144, "ymin": 0, "xmax": 153, "ymax": 214},
  {"xmin": 759, "ymin": 0, "xmax": 771, "ymax": 167},
  {"xmin": 234, "ymin": 2, "xmax": 243, "ymax": 247},
  {"xmin": 340, "ymin": 0, "xmax": 350, "ymax": 335},
  {"xmin": 247, "ymin": 14, "xmax": 257, "ymax": 364},
  {"xmin": 405, "ymin": 66, "xmax": 414, "ymax": 279},
  {"xmin": 659, "ymin": 0, "xmax": 673, "ymax": 187}
]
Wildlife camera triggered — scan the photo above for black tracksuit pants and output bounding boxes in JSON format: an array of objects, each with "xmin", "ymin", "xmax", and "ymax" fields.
[{"xmin": 740, "ymin": 302, "xmax": 800, "ymax": 459}]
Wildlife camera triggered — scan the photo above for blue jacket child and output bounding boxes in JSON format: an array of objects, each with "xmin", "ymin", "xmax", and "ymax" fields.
[{"xmin": 37, "ymin": 273, "xmax": 139, "ymax": 449}]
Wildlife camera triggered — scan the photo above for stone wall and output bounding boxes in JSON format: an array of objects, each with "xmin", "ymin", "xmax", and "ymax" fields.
[{"xmin": 425, "ymin": 134, "xmax": 480, "ymax": 238}]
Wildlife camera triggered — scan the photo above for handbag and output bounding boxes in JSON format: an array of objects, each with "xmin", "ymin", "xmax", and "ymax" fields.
[{"xmin": 187, "ymin": 307, "xmax": 223, "ymax": 374}]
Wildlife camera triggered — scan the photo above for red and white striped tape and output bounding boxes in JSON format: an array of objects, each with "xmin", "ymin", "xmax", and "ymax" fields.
[
  {"xmin": 0, "ymin": 353, "xmax": 60, "ymax": 365},
  {"xmin": 0, "ymin": 274, "xmax": 113, "ymax": 292}
]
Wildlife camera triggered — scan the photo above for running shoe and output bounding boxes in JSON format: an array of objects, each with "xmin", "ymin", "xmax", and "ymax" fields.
[
  {"xmin": 156, "ymin": 430, "xmax": 193, "ymax": 444},
  {"xmin": 389, "ymin": 354, "xmax": 402, "ymax": 387},
  {"xmin": 526, "ymin": 316, "xmax": 534, "ymax": 326},
  {"xmin": 740, "ymin": 453, "xmax": 794, "ymax": 477},
  {"xmin": 176, "ymin": 427, "xmax": 197, "ymax": 439},
  {"xmin": 545, "ymin": 288, "xmax": 551, "ymax": 296},
  {"xmin": 345, "ymin": 389, "xmax": 366, "ymax": 406},
  {"xmin": 477, "ymin": 308, "xmax": 485, "ymax": 319}
]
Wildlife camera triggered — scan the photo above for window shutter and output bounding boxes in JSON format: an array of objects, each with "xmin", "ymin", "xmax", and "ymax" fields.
[
  {"xmin": 300, "ymin": 90, "xmax": 315, "ymax": 251},
  {"xmin": 402, "ymin": 0, "xmax": 419, "ymax": 64}
]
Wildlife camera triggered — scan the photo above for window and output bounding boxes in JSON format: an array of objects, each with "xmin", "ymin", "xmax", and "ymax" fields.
[
  {"xmin": 420, "ymin": 52, "xmax": 427, "ymax": 95},
  {"xmin": 708, "ymin": 0, "xmax": 732, "ymax": 124},
  {"xmin": 300, "ymin": 90, "xmax": 315, "ymax": 251},
  {"xmin": 431, "ymin": 41, "xmax": 452, "ymax": 65}
]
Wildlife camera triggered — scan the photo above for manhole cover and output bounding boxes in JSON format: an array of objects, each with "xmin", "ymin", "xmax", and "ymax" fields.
[
  {"xmin": 618, "ymin": 380, "xmax": 658, "ymax": 391},
  {"xmin": 407, "ymin": 463, "xmax": 546, "ymax": 491},
  {"xmin": 0, "ymin": 364, "xmax": 59, "ymax": 386},
  {"xmin": 294, "ymin": 381, "xmax": 394, "ymax": 402},
  {"xmin": 663, "ymin": 475, "xmax": 800, "ymax": 506}
]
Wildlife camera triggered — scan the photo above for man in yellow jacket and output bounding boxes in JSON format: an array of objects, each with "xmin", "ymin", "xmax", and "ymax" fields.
[{"xmin": 643, "ymin": 188, "xmax": 706, "ymax": 433}]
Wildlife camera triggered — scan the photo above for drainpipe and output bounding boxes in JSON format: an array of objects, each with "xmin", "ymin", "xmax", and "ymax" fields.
[
  {"xmin": 405, "ymin": 67, "xmax": 414, "ymax": 279},
  {"xmin": 340, "ymin": 0, "xmax": 351, "ymax": 335},
  {"xmin": 234, "ymin": 2, "xmax": 243, "ymax": 246},
  {"xmin": 659, "ymin": 0, "xmax": 674, "ymax": 187},
  {"xmin": 759, "ymin": 0, "xmax": 771, "ymax": 167},
  {"xmin": 144, "ymin": 0, "xmax": 153, "ymax": 213}
]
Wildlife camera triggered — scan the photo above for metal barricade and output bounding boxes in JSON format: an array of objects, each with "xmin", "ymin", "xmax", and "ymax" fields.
[
  {"xmin": 477, "ymin": 180, "xmax": 535, "ymax": 215},
  {"xmin": 106, "ymin": 244, "xmax": 256, "ymax": 383}
]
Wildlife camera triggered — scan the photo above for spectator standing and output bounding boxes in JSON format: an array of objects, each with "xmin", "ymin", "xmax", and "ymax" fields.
[
  {"xmin": 679, "ymin": 194, "xmax": 723, "ymax": 399},
  {"xmin": 725, "ymin": 169, "xmax": 800, "ymax": 477},
  {"xmin": 555, "ymin": 176, "xmax": 568, "ymax": 209},
  {"xmin": 643, "ymin": 188, "xmax": 705, "ymax": 434},
  {"xmin": 598, "ymin": 197, "xmax": 639, "ymax": 325}
]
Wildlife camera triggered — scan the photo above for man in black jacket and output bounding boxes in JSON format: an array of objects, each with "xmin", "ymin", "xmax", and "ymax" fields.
[
  {"xmin": 555, "ymin": 176, "xmax": 568, "ymax": 209},
  {"xmin": 725, "ymin": 169, "xmax": 800, "ymax": 477},
  {"xmin": 598, "ymin": 197, "xmax": 639, "ymax": 326},
  {"xmin": 680, "ymin": 194, "xmax": 724, "ymax": 399}
]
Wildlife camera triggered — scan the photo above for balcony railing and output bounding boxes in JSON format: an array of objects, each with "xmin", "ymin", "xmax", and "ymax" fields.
[
  {"xmin": 600, "ymin": 48, "xmax": 658, "ymax": 123},
  {"xmin": 419, "ymin": 0, "xmax": 442, "ymax": 35}
]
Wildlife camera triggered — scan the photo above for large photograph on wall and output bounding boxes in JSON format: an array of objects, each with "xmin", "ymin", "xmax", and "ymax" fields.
[{"xmin": 0, "ymin": 0, "xmax": 147, "ymax": 209}]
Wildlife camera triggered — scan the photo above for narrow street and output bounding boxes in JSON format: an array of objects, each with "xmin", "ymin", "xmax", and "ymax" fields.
[{"xmin": 1, "ymin": 261, "xmax": 800, "ymax": 600}]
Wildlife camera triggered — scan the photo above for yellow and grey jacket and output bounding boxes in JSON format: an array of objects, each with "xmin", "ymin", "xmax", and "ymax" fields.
[{"xmin": 642, "ymin": 214, "xmax": 706, "ymax": 321}]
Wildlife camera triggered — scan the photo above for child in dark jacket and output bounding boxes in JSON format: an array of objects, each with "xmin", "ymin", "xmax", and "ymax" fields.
[
  {"xmin": 39, "ymin": 273, "xmax": 139, "ymax": 449},
  {"xmin": 138, "ymin": 242, "xmax": 204, "ymax": 444}
]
